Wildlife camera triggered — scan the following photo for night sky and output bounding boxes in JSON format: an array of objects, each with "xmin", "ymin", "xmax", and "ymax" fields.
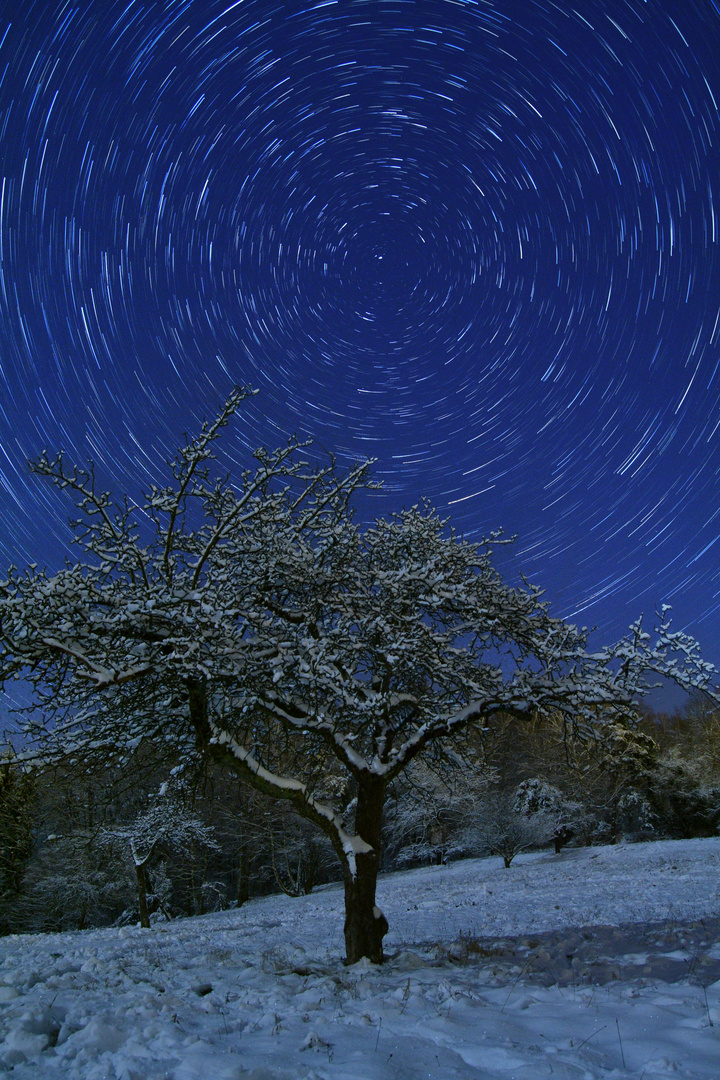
[{"xmin": 1, "ymin": 0, "xmax": 720, "ymax": 688}]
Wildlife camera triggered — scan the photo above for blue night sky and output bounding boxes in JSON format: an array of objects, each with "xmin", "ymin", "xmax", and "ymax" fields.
[{"xmin": 1, "ymin": 0, "xmax": 719, "ymax": 678}]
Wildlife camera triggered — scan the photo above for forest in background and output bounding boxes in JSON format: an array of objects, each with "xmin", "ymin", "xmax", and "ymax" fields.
[{"xmin": 2, "ymin": 692, "xmax": 719, "ymax": 937}]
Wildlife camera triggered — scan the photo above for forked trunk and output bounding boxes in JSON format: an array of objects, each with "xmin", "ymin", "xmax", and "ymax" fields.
[
  {"xmin": 187, "ymin": 674, "xmax": 389, "ymax": 960},
  {"xmin": 343, "ymin": 777, "xmax": 388, "ymax": 964}
]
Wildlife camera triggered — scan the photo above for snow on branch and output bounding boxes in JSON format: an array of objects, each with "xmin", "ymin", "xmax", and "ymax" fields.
[{"xmin": 207, "ymin": 723, "xmax": 373, "ymax": 878}]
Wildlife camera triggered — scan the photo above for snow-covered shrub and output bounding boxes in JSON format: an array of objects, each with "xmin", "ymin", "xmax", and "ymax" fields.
[
  {"xmin": 612, "ymin": 789, "xmax": 659, "ymax": 840},
  {"xmin": 200, "ymin": 879, "xmax": 227, "ymax": 912}
]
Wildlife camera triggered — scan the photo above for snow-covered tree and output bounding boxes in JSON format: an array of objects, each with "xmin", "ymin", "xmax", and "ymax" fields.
[
  {"xmin": 513, "ymin": 778, "xmax": 589, "ymax": 853},
  {"xmin": 264, "ymin": 806, "xmax": 336, "ymax": 897},
  {"xmin": 100, "ymin": 787, "xmax": 219, "ymax": 927},
  {"xmin": 383, "ymin": 761, "xmax": 493, "ymax": 869},
  {"xmin": 1, "ymin": 390, "xmax": 717, "ymax": 963},
  {"xmin": 466, "ymin": 789, "xmax": 555, "ymax": 867}
]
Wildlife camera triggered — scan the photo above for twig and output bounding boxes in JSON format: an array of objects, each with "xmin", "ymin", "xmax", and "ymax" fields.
[
  {"xmin": 615, "ymin": 1018, "xmax": 626, "ymax": 1069},
  {"xmin": 500, "ymin": 958, "xmax": 531, "ymax": 1012},
  {"xmin": 574, "ymin": 1025, "xmax": 607, "ymax": 1052}
]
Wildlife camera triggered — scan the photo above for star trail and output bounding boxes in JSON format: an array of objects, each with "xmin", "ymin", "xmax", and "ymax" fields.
[{"xmin": 1, "ymin": 0, "xmax": 720, "ymax": 680}]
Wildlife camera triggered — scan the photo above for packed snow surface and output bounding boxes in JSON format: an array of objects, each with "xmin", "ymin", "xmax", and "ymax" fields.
[{"xmin": 2, "ymin": 837, "xmax": 720, "ymax": 1078}]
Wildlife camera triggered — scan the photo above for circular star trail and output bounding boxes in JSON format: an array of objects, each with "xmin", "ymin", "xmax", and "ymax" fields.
[{"xmin": 1, "ymin": 0, "xmax": 720, "ymax": 677}]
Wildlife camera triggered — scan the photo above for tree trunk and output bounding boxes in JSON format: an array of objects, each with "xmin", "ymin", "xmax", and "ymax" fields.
[
  {"xmin": 237, "ymin": 850, "xmax": 250, "ymax": 907},
  {"xmin": 343, "ymin": 777, "xmax": 388, "ymax": 965},
  {"xmin": 186, "ymin": 674, "xmax": 389, "ymax": 959},
  {"xmin": 135, "ymin": 862, "xmax": 151, "ymax": 929}
]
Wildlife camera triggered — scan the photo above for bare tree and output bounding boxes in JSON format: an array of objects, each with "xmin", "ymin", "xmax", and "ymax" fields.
[{"xmin": 2, "ymin": 390, "xmax": 717, "ymax": 963}]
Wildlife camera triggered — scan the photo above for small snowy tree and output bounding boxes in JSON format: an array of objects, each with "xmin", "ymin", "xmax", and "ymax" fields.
[
  {"xmin": 12, "ymin": 829, "xmax": 133, "ymax": 932},
  {"xmin": 465, "ymin": 788, "xmax": 556, "ymax": 867},
  {"xmin": 264, "ymin": 807, "xmax": 336, "ymax": 897},
  {"xmin": 383, "ymin": 761, "xmax": 493, "ymax": 869},
  {"xmin": 2, "ymin": 389, "xmax": 717, "ymax": 963},
  {"xmin": 513, "ymin": 778, "xmax": 588, "ymax": 853},
  {"xmin": 100, "ymin": 788, "xmax": 219, "ymax": 928}
]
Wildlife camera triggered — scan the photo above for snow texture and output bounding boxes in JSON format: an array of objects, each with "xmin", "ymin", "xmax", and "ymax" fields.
[{"xmin": 1, "ymin": 837, "xmax": 719, "ymax": 1078}]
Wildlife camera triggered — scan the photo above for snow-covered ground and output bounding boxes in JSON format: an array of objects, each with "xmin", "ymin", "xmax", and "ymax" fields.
[{"xmin": 2, "ymin": 837, "xmax": 720, "ymax": 1079}]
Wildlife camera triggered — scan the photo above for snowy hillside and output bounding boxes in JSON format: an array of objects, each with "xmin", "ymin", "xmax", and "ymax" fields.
[{"xmin": 1, "ymin": 837, "xmax": 720, "ymax": 1079}]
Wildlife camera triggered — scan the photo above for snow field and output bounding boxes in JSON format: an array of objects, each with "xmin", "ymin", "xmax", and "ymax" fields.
[{"xmin": 0, "ymin": 837, "xmax": 719, "ymax": 1079}]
